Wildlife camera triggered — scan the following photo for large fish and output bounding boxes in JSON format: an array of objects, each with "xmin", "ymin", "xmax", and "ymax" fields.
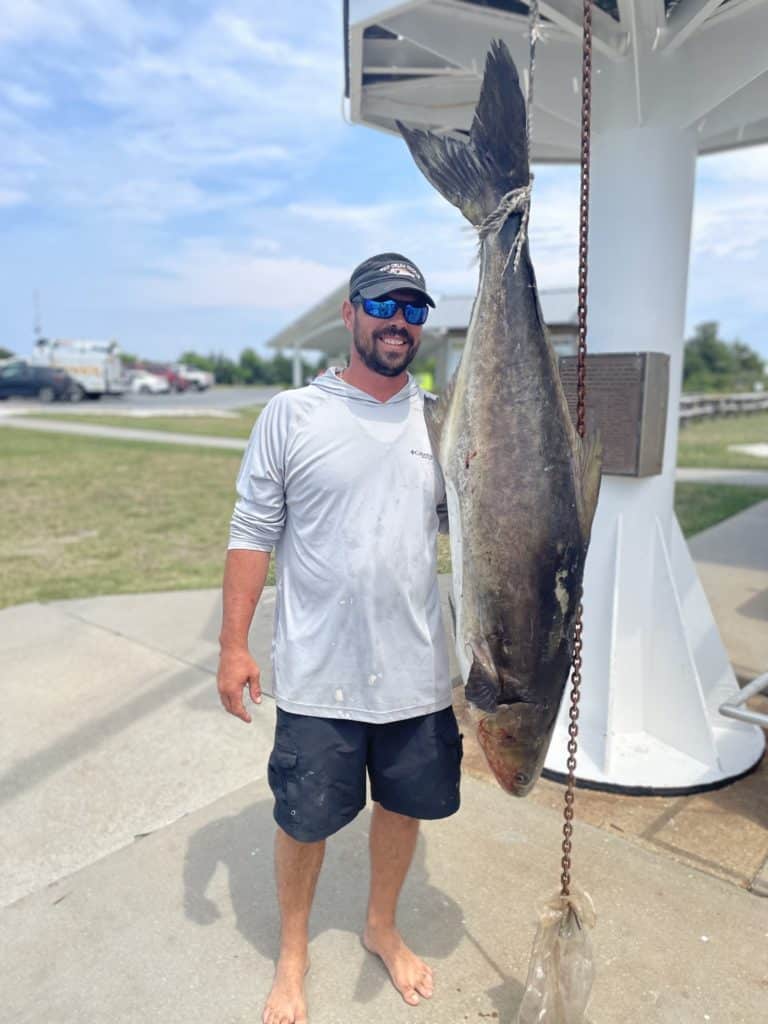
[{"xmin": 398, "ymin": 41, "xmax": 602, "ymax": 796}]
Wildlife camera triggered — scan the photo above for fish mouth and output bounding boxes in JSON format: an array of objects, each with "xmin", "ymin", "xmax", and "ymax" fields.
[{"xmin": 475, "ymin": 702, "xmax": 555, "ymax": 797}]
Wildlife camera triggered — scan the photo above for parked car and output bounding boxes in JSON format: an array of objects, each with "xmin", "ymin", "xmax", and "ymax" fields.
[
  {"xmin": 175, "ymin": 363, "xmax": 215, "ymax": 391},
  {"xmin": 0, "ymin": 359, "xmax": 77, "ymax": 402},
  {"xmin": 139, "ymin": 362, "xmax": 189, "ymax": 392},
  {"xmin": 129, "ymin": 369, "xmax": 171, "ymax": 394}
]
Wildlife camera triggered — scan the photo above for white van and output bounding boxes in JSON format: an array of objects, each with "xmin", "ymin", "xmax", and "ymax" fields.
[{"xmin": 31, "ymin": 338, "xmax": 127, "ymax": 399}]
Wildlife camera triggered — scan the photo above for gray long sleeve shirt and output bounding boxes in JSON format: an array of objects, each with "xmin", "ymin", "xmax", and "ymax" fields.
[{"xmin": 228, "ymin": 368, "xmax": 451, "ymax": 723}]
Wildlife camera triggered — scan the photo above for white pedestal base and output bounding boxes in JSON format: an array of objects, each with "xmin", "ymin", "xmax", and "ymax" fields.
[{"xmin": 544, "ymin": 508, "xmax": 765, "ymax": 793}]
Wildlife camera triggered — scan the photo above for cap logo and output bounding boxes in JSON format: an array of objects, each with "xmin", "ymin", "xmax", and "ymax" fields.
[{"xmin": 380, "ymin": 261, "xmax": 419, "ymax": 280}]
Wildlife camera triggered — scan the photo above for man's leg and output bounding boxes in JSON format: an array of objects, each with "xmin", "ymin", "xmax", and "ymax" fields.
[
  {"xmin": 262, "ymin": 828, "xmax": 325, "ymax": 1024},
  {"xmin": 363, "ymin": 803, "xmax": 434, "ymax": 1006}
]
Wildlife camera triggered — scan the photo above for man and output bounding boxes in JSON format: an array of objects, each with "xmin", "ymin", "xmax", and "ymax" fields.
[{"xmin": 217, "ymin": 253, "xmax": 461, "ymax": 1024}]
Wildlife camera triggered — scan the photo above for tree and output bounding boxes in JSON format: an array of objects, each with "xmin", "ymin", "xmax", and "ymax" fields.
[
  {"xmin": 683, "ymin": 322, "xmax": 764, "ymax": 393},
  {"xmin": 0, "ymin": 346, "xmax": 15, "ymax": 360}
]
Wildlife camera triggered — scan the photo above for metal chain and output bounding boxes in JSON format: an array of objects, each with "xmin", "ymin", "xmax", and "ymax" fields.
[{"xmin": 561, "ymin": 0, "xmax": 593, "ymax": 900}]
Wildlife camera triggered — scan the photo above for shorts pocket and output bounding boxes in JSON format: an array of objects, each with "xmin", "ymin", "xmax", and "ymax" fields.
[
  {"xmin": 437, "ymin": 712, "xmax": 464, "ymax": 763},
  {"xmin": 268, "ymin": 744, "xmax": 301, "ymax": 816}
]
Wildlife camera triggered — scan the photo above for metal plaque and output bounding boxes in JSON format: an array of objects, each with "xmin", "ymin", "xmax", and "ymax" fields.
[{"xmin": 558, "ymin": 352, "xmax": 670, "ymax": 477}]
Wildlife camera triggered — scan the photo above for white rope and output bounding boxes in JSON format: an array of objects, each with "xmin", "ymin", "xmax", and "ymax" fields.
[
  {"xmin": 527, "ymin": 0, "xmax": 540, "ymax": 146},
  {"xmin": 477, "ymin": 180, "xmax": 533, "ymax": 274}
]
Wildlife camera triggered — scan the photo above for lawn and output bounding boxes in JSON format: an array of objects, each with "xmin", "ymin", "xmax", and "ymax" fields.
[
  {"xmin": 2, "ymin": 429, "xmax": 767, "ymax": 608},
  {"xmin": 0, "ymin": 429, "xmax": 262, "ymax": 609},
  {"xmin": 677, "ymin": 411, "xmax": 768, "ymax": 469},
  {"xmin": 29, "ymin": 405, "xmax": 263, "ymax": 439}
]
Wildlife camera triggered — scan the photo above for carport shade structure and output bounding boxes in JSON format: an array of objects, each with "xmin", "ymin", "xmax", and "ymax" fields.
[{"xmin": 345, "ymin": 0, "xmax": 768, "ymax": 791}]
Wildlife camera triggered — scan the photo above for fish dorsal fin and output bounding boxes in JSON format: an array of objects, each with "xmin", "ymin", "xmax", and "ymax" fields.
[
  {"xmin": 575, "ymin": 430, "xmax": 603, "ymax": 539},
  {"xmin": 424, "ymin": 371, "xmax": 458, "ymax": 457},
  {"xmin": 396, "ymin": 41, "xmax": 528, "ymax": 227}
]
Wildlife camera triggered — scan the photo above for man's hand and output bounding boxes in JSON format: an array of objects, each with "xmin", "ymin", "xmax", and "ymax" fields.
[{"xmin": 217, "ymin": 647, "xmax": 262, "ymax": 723}]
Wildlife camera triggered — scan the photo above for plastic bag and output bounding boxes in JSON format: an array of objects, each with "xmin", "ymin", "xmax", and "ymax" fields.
[{"xmin": 515, "ymin": 886, "xmax": 596, "ymax": 1024}]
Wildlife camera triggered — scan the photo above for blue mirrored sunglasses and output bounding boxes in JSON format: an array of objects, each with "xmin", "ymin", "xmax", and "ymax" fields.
[{"xmin": 353, "ymin": 295, "xmax": 429, "ymax": 326}]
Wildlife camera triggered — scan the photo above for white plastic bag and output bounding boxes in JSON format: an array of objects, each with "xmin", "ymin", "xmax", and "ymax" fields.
[{"xmin": 515, "ymin": 886, "xmax": 596, "ymax": 1024}]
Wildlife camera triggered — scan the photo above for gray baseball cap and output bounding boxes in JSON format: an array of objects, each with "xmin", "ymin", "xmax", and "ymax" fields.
[{"xmin": 349, "ymin": 252, "xmax": 435, "ymax": 307}]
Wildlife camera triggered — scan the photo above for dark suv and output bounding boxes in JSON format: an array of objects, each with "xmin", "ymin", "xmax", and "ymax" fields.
[{"xmin": 0, "ymin": 360, "xmax": 76, "ymax": 402}]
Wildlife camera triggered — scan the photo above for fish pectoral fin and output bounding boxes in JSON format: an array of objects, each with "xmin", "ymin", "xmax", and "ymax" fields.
[
  {"xmin": 575, "ymin": 429, "xmax": 603, "ymax": 538},
  {"xmin": 465, "ymin": 655, "xmax": 499, "ymax": 714}
]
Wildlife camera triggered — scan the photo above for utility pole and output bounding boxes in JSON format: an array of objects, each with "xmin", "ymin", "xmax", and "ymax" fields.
[{"xmin": 33, "ymin": 290, "xmax": 43, "ymax": 342}]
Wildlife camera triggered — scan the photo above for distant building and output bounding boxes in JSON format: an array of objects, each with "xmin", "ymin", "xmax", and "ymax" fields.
[{"xmin": 267, "ymin": 285, "xmax": 578, "ymax": 388}]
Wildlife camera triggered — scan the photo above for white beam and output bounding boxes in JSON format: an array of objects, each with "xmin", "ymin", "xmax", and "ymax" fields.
[
  {"xmin": 680, "ymin": 1, "xmax": 768, "ymax": 123},
  {"xmin": 376, "ymin": 5, "xmax": 584, "ymax": 126},
  {"xmin": 616, "ymin": 0, "xmax": 644, "ymax": 124},
  {"xmin": 538, "ymin": 0, "xmax": 631, "ymax": 56},
  {"xmin": 694, "ymin": 71, "xmax": 768, "ymax": 139},
  {"xmin": 362, "ymin": 74, "xmax": 580, "ymax": 146},
  {"xmin": 661, "ymin": 0, "xmax": 725, "ymax": 52},
  {"xmin": 363, "ymin": 36, "xmax": 460, "ymax": 71},
  {"xmin": 700, "ymin": 117, "xmax": 768, "ymax": 154}
]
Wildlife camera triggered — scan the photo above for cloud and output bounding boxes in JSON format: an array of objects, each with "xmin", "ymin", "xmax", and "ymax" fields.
[
  {"xmin": 145, "ymin": 238, "xmax": 346, "ymax": 311},
  {"xmin": 0, "ymin": 187, "xmax": 27, "ymax": 207},
  {"xmin": 1, "ymin": 81, "xmax": 50, "ymax": 109}
]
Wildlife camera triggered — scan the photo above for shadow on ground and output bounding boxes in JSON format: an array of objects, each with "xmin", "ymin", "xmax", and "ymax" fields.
[{"xmin": 183, "ymin": 797, "xmax": 528, "ymax": 1018}]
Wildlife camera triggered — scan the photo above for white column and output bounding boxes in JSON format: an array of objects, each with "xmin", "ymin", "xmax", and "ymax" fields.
[
  {"xmin": 544, "ymin": 124, "xmax": 764, "ymax": 790},
  {"xmin": 292, "ymin": 347, "xmax": 303, "ymax": 389}
]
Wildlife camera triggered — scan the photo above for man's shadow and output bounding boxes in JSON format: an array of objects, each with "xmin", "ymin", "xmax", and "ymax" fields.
[{"xmin": 183, "ymin": 797, "xmax": 525, "ymax": 1014}]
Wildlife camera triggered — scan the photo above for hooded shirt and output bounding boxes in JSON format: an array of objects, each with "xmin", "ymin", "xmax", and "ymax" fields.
[{"xmin": 229, "ymin": 368, "xmax": 451, "ymax": 723}]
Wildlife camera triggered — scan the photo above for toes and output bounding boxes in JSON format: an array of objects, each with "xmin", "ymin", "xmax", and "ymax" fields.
[{"xmin": 403, "ymin": 987, "xmax": 420, "ymax": 1006}]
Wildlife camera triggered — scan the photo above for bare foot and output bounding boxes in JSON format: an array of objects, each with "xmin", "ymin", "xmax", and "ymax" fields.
[
  {"xmin": 363, "ymin": 924, "xmax": 434, "ymax": 1006},
  {"xmin": 262, "ymin": 952, "xmax": 309, "ymax": 1024}
]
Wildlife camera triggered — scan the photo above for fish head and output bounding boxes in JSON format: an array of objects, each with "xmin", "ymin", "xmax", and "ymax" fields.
[{"xmin": 476, "ymin": 702, "xmax": 557, "ymax": 797}]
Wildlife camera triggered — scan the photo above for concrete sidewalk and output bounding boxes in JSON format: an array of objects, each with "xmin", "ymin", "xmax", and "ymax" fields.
[
  {"xmin": 4, "ymin": 773, "xmax": 766, "ymax": 1024},
  {"xmin": 1, "ymin": 505, "xmax": 767, "ymax": 1022},
  {"xmin": 0, "ymin": 414, "xmax": 248, "ymax": 450},
  {"xmin": 3, "ymin": 415, "xmax": 768, "ymax": 487}
]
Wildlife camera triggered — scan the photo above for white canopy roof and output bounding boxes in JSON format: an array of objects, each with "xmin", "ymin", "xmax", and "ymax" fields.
[
  {"xmin": 267, "ymin": 285, "xmax": 577, "ymax": 357},
  {"xmin": 345, "ymin": 0, "xmax": 768, "ymax": 161}
]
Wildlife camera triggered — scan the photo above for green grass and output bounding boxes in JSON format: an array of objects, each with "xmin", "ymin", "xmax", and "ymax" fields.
[
  {"xmin": 28, "ymin": 405, "xmax": 263, "ymax": 439},
  {"xmin": 677, "ymin": 412, "xmax": 768, "ymax": 469},
  {"xmin": 0, "ymin": 429, "xmax": 276, "ymax": 609},
  {"xmin": 673, "ymin": 483, "xmax": 768, "ymax": 537},
  {"xmin": 2, "ymin": 429, "xmax": 767, "ymax": 609}
]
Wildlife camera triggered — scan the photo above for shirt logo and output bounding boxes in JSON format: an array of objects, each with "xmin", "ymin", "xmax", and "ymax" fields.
[{"xmin": 410, "ymin": 448, "xmax": 433, "ymax": 462}]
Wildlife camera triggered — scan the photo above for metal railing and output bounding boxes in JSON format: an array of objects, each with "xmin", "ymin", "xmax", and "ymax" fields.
[
  {"xmin": 719, "ymin": 672, "xmax": 768, "ymax": 729},
  {"xmin": 680, "ymin": 391, "xmax": 768, "ymax": 424}
]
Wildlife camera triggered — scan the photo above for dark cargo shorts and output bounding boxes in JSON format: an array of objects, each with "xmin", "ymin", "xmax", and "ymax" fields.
[{"xmin": 267, "ymin": 706, "xmax": 463, "ymax": 842}]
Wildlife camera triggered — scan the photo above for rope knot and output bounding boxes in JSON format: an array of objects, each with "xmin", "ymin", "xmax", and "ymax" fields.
[{"xmin": 476, "ymin": 180, "xmax": 533, "ymax": 274}]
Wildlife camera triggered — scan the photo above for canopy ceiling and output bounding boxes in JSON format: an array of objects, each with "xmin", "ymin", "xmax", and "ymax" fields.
[{"xmin": 345, "ymin": 0, "xmax": 768, "ymax": 160}]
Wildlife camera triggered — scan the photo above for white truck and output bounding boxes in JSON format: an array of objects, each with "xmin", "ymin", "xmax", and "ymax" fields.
[{"xmin": 31, "ymin": 338, "xmax": 127, "ymax": 400}]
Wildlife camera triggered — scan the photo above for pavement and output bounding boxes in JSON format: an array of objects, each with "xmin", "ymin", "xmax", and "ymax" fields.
[
  {"xmin": 2, "ymin": 496, "xmax": 768, "ymax": 1024},
  {"xmin": 2, "ymin": 411, "xmax": 768, "ymax": 1022},
  {"xmin": 676, "ymin": 466, "xmax": 768, "ymax": 487}
]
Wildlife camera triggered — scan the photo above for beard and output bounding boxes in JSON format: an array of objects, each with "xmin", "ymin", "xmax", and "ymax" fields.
[{"xmin": 352, "ymin": 320, "xmax": 419, "ymax": 378}]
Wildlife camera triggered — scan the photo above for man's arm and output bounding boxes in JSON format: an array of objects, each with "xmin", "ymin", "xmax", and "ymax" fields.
[{"xmin": 217, "ymin": 548, "xmax": 272, "ymax": 723}]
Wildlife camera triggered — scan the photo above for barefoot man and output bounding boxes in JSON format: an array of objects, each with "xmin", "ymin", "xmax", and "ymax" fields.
[{"xmin": 217, "ymin": 253, "xmax": 462, "ymax": 1023}]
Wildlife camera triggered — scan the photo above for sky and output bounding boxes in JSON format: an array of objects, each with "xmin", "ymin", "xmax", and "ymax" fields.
[{"xmin": 1, "ymin": 0, "xmax": 767, "ymax": 363}]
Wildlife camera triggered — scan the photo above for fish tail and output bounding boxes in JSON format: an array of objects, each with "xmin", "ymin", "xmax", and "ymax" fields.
[{"xmin": 396, "ymin": 40, "xmax": 529, "ymax": 228}]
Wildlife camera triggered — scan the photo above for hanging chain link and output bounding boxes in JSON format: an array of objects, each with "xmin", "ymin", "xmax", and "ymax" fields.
[{"xmin": 560, "ymin": 0, "xmax": 593, "ymax": 901}]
